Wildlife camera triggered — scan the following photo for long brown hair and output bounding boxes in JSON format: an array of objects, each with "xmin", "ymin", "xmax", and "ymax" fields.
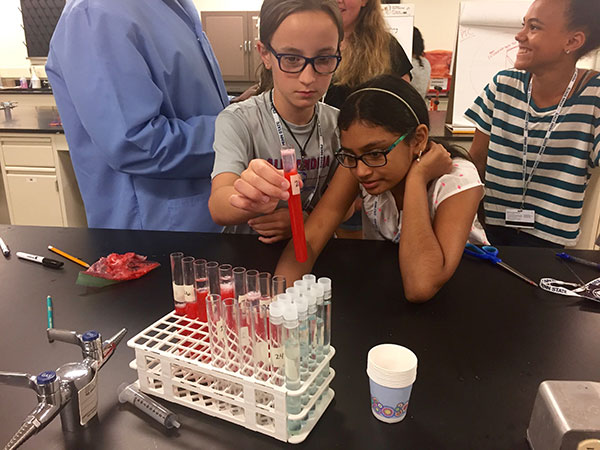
[
  {"xmin": 333, "ymin": 0, "xmax": 392, "ymax": 88},
  {"xmin": 256, "ymin": 0, "xmax": 344, "ymax": 94}
]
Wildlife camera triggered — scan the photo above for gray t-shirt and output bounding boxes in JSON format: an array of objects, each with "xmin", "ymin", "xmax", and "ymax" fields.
[{"xmin": 212, "ymin": 90, "xmax": 340, "ymax": 234}]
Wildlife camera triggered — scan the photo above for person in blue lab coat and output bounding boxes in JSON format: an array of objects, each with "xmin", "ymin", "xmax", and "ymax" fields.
[{"xmin": 46, "ymin": 0, "xmax": 229, "ymax": 231}]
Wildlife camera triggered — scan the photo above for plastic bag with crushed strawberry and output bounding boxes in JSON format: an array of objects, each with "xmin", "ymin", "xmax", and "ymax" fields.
[{"xmin": 83, "ymin": 252, "xmax": 160, "ymax": 281}]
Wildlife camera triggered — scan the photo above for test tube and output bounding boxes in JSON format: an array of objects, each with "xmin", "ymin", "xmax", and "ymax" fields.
[
  {"xmin": 286, "ymin": 287, "xmax": 301, "ymax": 303},
  {"xmin": 170, "ymin": 252, "xmax": 185, "ymax": 315},
  {"xmin": 318, "ymin": 278, "xmax": 332, "ymax": 358},
  {"xmin": 206, "ymin": 294, "xmax": 225, "ymax": 368},
  {"xmin": 182, "ymin": 256, "xmax": 197, "ymax": 319},
  {"xmin": 251, "ymin": 303, "xmax": 271, "ymax": 382},
  {"xmin": 269, "ymin": 301, "xmax": 285, "ymax": 386},
  {"xmin": 296, "ymin": 295, "xmax": 310, "ymax": 416},
  {"xmin": 306, "ymin": 291, "xmax": 318, "ymax": 376},
  {"xmin": 302, "ymin": 274, "xmax": 317, "ymax": 287},
  {"xmin": 258, "ymin": 272, "xmax": 272, "ymax": 307},
  {"xmin": 272, "ymin": 275, "xmax": 287, "ymax": 299},
  {"xmin": 117, "ymin": 382, "xmax": 180, "ymax": 429},
  {"xmin": 283, "ymin": 303, "xmax": 301, "ymax": 434},
  {"xmin": 234, "ymin": 267, "xmax": 252, "ymax": 377},
  {"xmin": 222, "ymin": 297, "xmax": 241, "ymax": 373},
  {"xmin": 312, "ymin": 284, "xmax": 325, "ymax": 364},
  {"xmin": 193, "ymin": 259, "xmax": 209, "ymax": 323},
  {"xmin": 246, "ymin": 270, "xmax": 260, "ymax": 306},
  {"xmin": 219, "ymin": 264, "xmax": 234, "ymax": 300},
  {"xmin": 318, "ymin": 278, "xmax": 332, "ymax": 395},
  {"xmin": 281, "ymin": 147, "xmax": 307, "ymax": 263},
  {"xmin": 207, "ymin": 261, "xmax": 220, "ymax": 295}
]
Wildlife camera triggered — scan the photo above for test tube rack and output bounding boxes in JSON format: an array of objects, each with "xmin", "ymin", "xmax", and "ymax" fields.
[{"xmin": 127, "ymin": 311, "xmax": 335, "ymax": 444}]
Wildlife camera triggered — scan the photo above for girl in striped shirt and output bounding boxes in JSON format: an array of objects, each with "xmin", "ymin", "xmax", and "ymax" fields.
[{"xmin": 466, "ymin": 0, "xmax": 600, "ymax": 247}]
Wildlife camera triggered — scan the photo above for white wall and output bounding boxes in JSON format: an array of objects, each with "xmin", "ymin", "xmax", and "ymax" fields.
[{"xmin": 0, "ymin": 0, "xmax": 29, "ymax": 77}]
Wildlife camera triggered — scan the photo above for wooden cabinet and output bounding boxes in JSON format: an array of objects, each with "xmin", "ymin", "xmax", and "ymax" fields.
[
  {"xmin": 201, "ymin": 11, "xmax": 261, "ymax": 87},
  {"xmin": 0, "ymin": 133, "xmax": 87, "ymax": 227}
]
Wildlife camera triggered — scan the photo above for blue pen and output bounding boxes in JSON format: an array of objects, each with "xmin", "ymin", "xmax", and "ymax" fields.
[
  {"xmin": 47, "ymin": 296, "xmax": 54, "ymax": 341},
  {"xmin": 556, "ymin": 252, "xmax": 600, "ymax": 271}
]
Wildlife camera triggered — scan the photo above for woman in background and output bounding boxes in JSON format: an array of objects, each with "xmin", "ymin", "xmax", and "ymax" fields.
[
  {"xmin": 410, "ymin": 27, "xmax": 431, "ymax": 99},
  {"xmin": 329, "ymin": 0, "xmax": 413, "ymax": 238},
  {"xmin": 326, "ymin": 0, "xmax": 412, "ymax": 107},
  {"xmin": 466, "ymin": 0, "xmax": 600, "ymax": 248}
]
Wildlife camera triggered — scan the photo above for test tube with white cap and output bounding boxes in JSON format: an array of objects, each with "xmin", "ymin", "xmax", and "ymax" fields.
[
  {"xmin": 118, "ymin": 382, "xmax": 180, "ymax": 429},
  {"xmin": 302, "ymin": 274, "xmax": 316, "ymax": 287},
  {"xmin": 269, "ymin": 301, "xmax": 285, "ymax": 386},
  {"xmin": 283, "ymin": 302, "xmax": 301, "ymax": 434},
  {"xmin": 311, "ymin": 283, "xmax": 325, "ymax": 364},
  {"xmin": 295, "ymin": 296, "xmax": 310, "ymax": 416}
]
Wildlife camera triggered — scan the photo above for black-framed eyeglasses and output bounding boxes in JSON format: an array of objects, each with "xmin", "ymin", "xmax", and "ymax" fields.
[
  {"xmin": 266, "ymin": 43, "xmax": 341, "ymax": 74},
  {"xmin": 334, "ymin": 132, "xmax": 409, "ymax": 168}
]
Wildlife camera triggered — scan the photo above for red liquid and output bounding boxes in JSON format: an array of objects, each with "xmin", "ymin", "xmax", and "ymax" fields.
[
  {"xmin": 220, "ymin": 284, "xmax": 234, "ymax": 300},
  {"xmin": 175, "ymin": 304, "xmax": 187, "ymax": 316},
  {"xmin": 284, "ymin": 169, "xmax": 307, "ymax": 262},
  {"xmin": 195, "ymin": 288, "xmax": 208, "ymax": 322}
]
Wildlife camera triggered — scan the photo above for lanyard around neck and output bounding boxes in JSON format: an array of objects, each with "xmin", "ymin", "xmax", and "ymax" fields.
[
  {"xmin": 521, "ymin": 68, "xmax": 578, "ymax": 207},
  {"xmin": 269, "ymin": 90, "xmax": 324, "ymax": 208}
]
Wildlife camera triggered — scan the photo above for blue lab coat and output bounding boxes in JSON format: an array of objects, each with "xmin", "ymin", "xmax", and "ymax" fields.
[{"xmin": 46, "ymin": 0, "xmax": 228, "ymax": 231}]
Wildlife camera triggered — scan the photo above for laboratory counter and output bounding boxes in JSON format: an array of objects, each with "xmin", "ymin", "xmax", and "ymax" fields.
[
  {"xmin": 0, "ymin": 105, "xmax": 462, "ymax": 141},
  {"xmin": 0, "ymin": 105, "xmax": 63, "ymax": 134},
  {"xmin": 0, "ymin": 225, "xmax": 599, "ymax": 449}
]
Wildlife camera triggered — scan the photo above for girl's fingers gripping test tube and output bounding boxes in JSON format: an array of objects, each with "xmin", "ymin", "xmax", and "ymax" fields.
[{"xmin": 280, "ymin": 147, "xmax": 307, "ymax": 263}]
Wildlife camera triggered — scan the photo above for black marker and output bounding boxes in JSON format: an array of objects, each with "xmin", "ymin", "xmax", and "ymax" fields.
[
  {"xmin": 16, "ymin": 252, "xmax": 64, "ymax": 269},
  {"xmin": 0, "ymin": 237, "xmax": 9, "ymax": 257}
]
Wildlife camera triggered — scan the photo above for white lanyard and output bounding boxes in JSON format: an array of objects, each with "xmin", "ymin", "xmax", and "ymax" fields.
[
  {"xmin": 270, "ymin": 92, "xmax": 324, "ymax": 208},
  {"xmin": 539, "ymin": 277, "xmax": 600, "ymax": 303},
  {"xmin": 521, "ymin": 68, "xmax": 578, "ymax": 207}
]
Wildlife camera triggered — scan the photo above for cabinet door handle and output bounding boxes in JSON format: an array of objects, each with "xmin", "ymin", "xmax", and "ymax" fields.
[{"xmin": 55, "ymin": 180, "xmax": 59, "ymax": 192}]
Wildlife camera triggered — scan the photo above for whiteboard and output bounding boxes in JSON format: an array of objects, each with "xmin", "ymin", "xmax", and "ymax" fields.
[
  {"xmin": 452, "ymin": 1, "xmax": 530, "ymax": 129},
  {"xmin": 382, "ymin": 4, "xmax": 414, "ymax": 62}
]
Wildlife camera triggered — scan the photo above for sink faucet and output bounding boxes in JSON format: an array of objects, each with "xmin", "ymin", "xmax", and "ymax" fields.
[{"xmin": 0, "ymin": 327, "xmax": 127, "ymax": 450}]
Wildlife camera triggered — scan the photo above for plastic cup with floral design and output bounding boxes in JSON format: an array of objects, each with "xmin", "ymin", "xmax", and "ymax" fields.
[{"xmin": 367, "ymin": 344, "xmax": 417, "ymax": 423}]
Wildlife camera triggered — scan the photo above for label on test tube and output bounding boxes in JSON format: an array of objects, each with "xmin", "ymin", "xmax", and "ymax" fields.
[
  {"xmin": 290, "ymin": 174, "xmax": 301, "ymax": 196},
  {"xmin": 184, "ymin": 285, "xmax": 195, "ymax": 305},
  {"xmin": 78, "ymin": 372, "xmax": 98, "ymax": 426},
  {"xmin": 255, "ymin": 341, "xmax": 269, "ymax": 362},
  {"xmin": 271, "ymin": 346, "xmax": 284, "ymax": 368},
  {"xmin": 172, "ymin": 282, "xmax": 185, "ymax": 302},
  {"xmin": 240, "ymin": 326, "xmax": 250, "ymax": 347},
  {"xmin": 217, "ymin": 319, "xmax": 225, "ymax": 341}
]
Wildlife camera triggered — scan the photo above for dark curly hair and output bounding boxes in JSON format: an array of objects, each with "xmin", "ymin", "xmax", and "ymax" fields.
[{"xmin": 565, "ymin": 0, "xmax": 600, "ymax": 58}]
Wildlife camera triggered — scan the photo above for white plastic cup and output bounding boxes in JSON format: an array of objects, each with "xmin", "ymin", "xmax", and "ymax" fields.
[{"xmin": 366, "ymin": 344, "xmax": 418, "ymax": 423}]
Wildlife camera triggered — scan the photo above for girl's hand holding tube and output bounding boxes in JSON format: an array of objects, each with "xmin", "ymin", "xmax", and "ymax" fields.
[{"xmin": 229, "ymin": 159, "xmax": 291, "ymax": 215}]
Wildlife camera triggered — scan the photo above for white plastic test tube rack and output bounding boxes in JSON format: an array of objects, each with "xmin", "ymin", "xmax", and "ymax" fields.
[{"xmin": 127, "ymin": 311, "xmax": 335, "ymax": 443}]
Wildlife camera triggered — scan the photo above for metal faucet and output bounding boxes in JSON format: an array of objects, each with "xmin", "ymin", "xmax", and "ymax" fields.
[
  {"xmin": 0, "ymin": 101, "xmax": 17, "ymax": 120},
  {"xmin": 0, "ymin": 327, "xmax": 127, "ymax": 450}
]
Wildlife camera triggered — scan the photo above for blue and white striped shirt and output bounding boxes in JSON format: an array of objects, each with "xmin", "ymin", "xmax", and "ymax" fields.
[{"xmin": 465, "ymin": 69, "xmax": 600, "ymax": 246}]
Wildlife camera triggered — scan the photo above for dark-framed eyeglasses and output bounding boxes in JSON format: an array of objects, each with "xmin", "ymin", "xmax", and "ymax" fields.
[
  {"xmin": 334, "ymin": 133, "xmax": 409, "ymax": 168},
  {"xmin": 266, "ymin": 43, "xmax": 341, "ymax": 75}
]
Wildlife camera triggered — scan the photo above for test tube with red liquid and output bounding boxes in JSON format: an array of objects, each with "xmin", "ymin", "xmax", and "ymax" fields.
[{"xmin": 280, "ymin": 147, "xmax": 307, "ymax": 263}]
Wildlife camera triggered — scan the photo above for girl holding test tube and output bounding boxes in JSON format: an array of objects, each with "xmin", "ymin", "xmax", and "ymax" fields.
[
  {"xmin": 275, "ymin": 75, "xmax": 489, "ymax": 303},
  {"xmin": 209, "ymin": 0, "xmax": 347, "ymax": 244}
]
